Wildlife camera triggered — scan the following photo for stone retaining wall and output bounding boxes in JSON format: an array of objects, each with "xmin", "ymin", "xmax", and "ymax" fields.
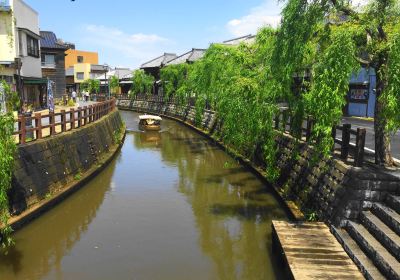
[
  {"xmin": 10, "ymin": 110, "xmax": 124, "ymax": 216},
  {"xmin": 118, "ymin": 99, "xmax": 400, "ymax": 226}
]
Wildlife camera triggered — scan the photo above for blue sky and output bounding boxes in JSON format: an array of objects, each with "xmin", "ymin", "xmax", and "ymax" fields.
[{"xmin": 25, "ymin": 0, "xmax": 282, "ymax": 69}]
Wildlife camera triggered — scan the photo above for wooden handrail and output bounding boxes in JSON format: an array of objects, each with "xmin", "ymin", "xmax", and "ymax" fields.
[{"xmin": 13, "ymin": 99, "xmax": 116, "ymax": 145}]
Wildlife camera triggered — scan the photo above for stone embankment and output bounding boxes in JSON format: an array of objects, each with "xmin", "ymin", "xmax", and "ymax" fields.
[
  {"xmin": 9, "ymin": 110, "xmax": 125, "ymax": 230},
  {"xmin": 118, "ymin": 98, "xmax": 400, "ymax": 280}
]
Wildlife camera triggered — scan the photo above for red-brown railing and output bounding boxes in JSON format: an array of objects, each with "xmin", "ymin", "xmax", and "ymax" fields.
[{"xmin": 14, "ymin": 99, "xmax": 116, "ymax": 145}]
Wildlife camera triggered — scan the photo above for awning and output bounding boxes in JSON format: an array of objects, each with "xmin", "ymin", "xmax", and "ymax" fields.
[{"xmin": 22, "ymin": 77, "xmax": 48, "ymax": 85}]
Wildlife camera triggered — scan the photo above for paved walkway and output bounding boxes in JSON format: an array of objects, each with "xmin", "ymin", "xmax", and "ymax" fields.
[{"xmin": 272, "ymin": 221, "xmax": 364, "ymax": 280}]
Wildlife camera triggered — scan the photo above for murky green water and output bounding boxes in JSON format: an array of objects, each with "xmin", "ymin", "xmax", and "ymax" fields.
[{"xmin": 0, "ymin": 110, "xmax": 288, "ymax": 280}]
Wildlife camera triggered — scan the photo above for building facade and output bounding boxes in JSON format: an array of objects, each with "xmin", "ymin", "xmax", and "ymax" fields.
[
  {"xmin": 65, "ymin": 49, "xmax": 98, "ymax": 69},
  {"xmin": 40, "ymin": 31, "xmax": 68, "ymax": 99},
  {"xmin": 0, "ymin": 0, "xmax": 46, "ymax": 108}
]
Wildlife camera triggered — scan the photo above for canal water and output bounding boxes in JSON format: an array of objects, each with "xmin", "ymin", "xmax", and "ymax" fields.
[{"xmin": 0, "ymin": 111, "xmax": 288, "ymax": 280}]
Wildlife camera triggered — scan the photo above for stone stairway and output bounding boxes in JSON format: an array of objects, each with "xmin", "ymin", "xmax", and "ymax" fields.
[{"xmin": 332, "ymin": 194, "xmax": 400, "ymax": 280}]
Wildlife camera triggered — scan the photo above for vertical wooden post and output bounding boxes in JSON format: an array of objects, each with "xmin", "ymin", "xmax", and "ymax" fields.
[
  {"xmin": 89, "ymin": 105, "xmax": 93, "ymax": 123},
  {"xmin": 355, "ymin": 128, "xmax": 366, "ymax": 167},
  {"xmin": 306, "ymin": 116, "xmax": 313, "ymax": 142},
  {"xmin": 49, "ymin": 111, "xmax": 56, "ymax": 135},
  {"xmin": 274, "ymin": 113, "xmax": 280, "ymax": 130},
  {"xmin": 35, "ymin": 113, "xmax": 42, "ymax": 139},
  {"xmin": 61, "ymin": 110, "xmax": 66, "ymax": 132},
  {"xmin": 77, "ymin": 107, "xmax": 82, "ymax": 128},
  {"xmin": 83, "ymin": 106, "xmax": 88, "ymax": 126},
  {"xmin": 341, "ymin": 124, "xmax": 351, "ymax": 160},
  {"xmin": 282, "ymin": 110, "xmax": 288, "ymax": 132},
  {"xmin": 19, "ymin": 115, "xmax": 26, "ymax": 144},
  {"xmin": 331, "ymin": 126, "xmax": 337, "ymax": 152},
  {"xmin": 71, "ymin": 108, "xmax": 75, "ymax": 129}
]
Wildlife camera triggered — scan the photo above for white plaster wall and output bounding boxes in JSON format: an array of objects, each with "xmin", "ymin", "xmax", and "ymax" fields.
[{"xmin": 11, "ymin": 0, "xmax": 41, "ymax": 78}]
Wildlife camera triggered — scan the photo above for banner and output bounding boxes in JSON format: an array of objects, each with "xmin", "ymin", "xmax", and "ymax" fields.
[{"xmin": 47, "ymin": 78, "xmax": 55, "ymax": 112}]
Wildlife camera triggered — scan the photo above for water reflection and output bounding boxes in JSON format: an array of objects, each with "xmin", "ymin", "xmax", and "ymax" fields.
[
  {"xmin": 0, "ymin": 160, "xmax": 117, "ymax": 279},
  {"xmin": 0, "ymin": 111, "xmax": 287, "ymax": 279},
  {"xmin": 154, "ymin": 124, "xmax": 288, "ymax": 280}
]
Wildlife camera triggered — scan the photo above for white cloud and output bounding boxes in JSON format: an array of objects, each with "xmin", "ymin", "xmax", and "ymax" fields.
[
  {"xmin": 226, "ymin": 1, "xmax": 282, "ymax": 37},
  {"xmin": 81, "ymin": 25, "xmax": 175, "ymax": 68}
]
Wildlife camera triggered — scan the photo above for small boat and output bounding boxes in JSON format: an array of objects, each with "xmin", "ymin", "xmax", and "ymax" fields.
[{"xmin": 139, "ymin": 114, "xmax": 162, "ymax": 131}]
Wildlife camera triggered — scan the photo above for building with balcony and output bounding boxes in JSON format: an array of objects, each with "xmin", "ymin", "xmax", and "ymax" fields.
[
  {"xmin": 0, "ymin": 0, "xmax": 46, "ymax": 108},
  {"xmin": 40, "ymin": 30, "xmax": 68, "ymax": 99}
]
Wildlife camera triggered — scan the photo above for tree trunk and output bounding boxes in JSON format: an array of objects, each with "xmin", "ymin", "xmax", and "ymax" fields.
[{"xmin": 374, "ymin": 66, "xmax": 394, "ymax": 166}]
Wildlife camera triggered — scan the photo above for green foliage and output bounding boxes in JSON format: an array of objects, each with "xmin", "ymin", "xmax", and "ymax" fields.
[
  {"xmin": 74, "ymin": 173, "xmax": 82, "ymax": 181},
  {"xmin": 109, "ymin": 76, "xmax": 120, "ymax": 94},
  {"xmin": 305, "ymin": 29, "xmax": 357, "ymax": 156},
  {"xmin": 0, "ymin": 80, "xmax": 20, "ymax": 112},
  {"xmin": 130, "ymin": 70, "xmax": 154, "ymax": 97},
  {"xmin": 160, "ymin": 64, "xmax": 191, "ymax": 101},
  {"xmin": 67, "ymin": 98, "xmax": 75, "ymax": 107},
  {"xmin": 0, "ymin": 82, "xmax": 16, "ymax": 249},
  {"xmin": 81, "ymin": 79, "xmax": 100, "ymax": 95},
  {"xmin": 382, "ymin": 33, "xmax": 400, "ymax": 134}
]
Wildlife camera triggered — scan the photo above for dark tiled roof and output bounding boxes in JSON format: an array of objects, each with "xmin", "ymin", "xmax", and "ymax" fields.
[
  {"xmin": 222, "ymin": 34, "xmax": 256, "ymax": 45},
  {"xmin": 165, "ymin": 48, "xmax": 206, "ymax": 66},
  {"xmin": 40, "ymin": 31, "xmax": 68, "ymax": 50},
  {"xmin": 141, "ymin": 53, "xmax": 177, "ymax": 68}
]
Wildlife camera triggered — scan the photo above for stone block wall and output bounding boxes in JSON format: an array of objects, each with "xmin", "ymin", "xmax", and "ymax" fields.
[
  {"xmin": 117, "ymin": 99, "xmax": 400, "ymax": 226},
  {"xmin": 10, "ymin": 110, "xmax": 124, "ymax": 215}
]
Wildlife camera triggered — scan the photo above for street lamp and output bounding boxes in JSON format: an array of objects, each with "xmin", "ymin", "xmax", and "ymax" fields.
[{"xmin": 103, "ymin": 63, "xmax": 109, "ymax": 100}]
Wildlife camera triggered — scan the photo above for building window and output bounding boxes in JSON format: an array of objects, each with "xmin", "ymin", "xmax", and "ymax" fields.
[
  {"xmin": 27, "ymin": 35, "xmax": 39, "ymax": 57},
  {"xmin": 76, "ymin": 72, "xmax": 84, "ymax": 80},
  {"xmin": 77, "ymin": 56, "xmax": 83, "ymax": 63},
  {"xmin": 41, "ymin": 54, "xmax": 56, "ymax": 67}
]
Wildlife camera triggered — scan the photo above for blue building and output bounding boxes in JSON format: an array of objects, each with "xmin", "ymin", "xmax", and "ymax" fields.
[{"xmin": 346, "ymin": 68, "xmax": 376, "ymax": 118}]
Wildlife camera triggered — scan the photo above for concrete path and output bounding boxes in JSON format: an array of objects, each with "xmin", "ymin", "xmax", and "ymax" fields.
[{"xmin": 272, "ymin": 221, "xmax": 364, "ymax": 280}]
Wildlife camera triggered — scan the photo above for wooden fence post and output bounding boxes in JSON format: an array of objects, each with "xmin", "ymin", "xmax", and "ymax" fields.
[
  {"xmin": 306, "ymin": 116, "xmax": 314, "ymax": 142},
  {"xmin": 77, "ymin": 107, "xmax": 82, "ymax": 128},
  {"xmin": 71, "ymin": 108, "xmax": 75, "ymax": 129},
  {"xmin": 274, "ymin": 113, "xmax": 280, "ymax": 130},
  {"xmin": 89, "ymin": 105, "xmax": 93, "ymax": 123},
  {"xmin": 35, "ymin": 113, "xmax": 42, "ymax": 139},
  {"xmin": 331, "ymin": 126, "xmax": 337, "ymax": 152},
  {"xmin": 19, "ymin": 115, "xmax": 26, "ymax": 144},
  {"xmin": 61, "ymin": 110, "xmax": 66, "ymax": 132},
  {"xmin": 83, "ymin": 106, "xmax": 87, "ymax": 126},
  {"xmin": 49, "ymin": 111, "xmax": 56, "ymax": 135},
  {"xmin": 355, "ymin": 128, "xmax": 366, "ymax": 167},
  {"xmin": 341, "ymin": 124, "xmax": 351, "ymax": 160}
]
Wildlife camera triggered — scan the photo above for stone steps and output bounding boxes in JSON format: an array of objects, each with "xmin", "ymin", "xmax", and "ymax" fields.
[
  {"xmin": 346, "ymin": 220, "xmax": 400, "ymax": 280},
  {"xmin": 332, "ymin": 226, "xmax": 386, "ymax": 280},
  {"xmin": 371, "ymin": 202, "xmax": 400, "ymax": 236},
  {"xmin": 333, "ymin": 192, "xmax": 400, "ymax": 280},
  {"xmin": 360, "ymin": 211, "xmax": 400, "ymax": 261},
  {"xmin": 386, "ymin": 194, "xmax": 400, "ymax": 214}
]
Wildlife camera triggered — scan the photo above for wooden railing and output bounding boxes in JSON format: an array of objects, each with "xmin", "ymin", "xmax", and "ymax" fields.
[
  {"xmin": 274, "ymin": 110, "xmax": 366, "ymax": 167},
  {"xmin": 14, "ymin": 99, "xmax": 116, "ymax": 145}
]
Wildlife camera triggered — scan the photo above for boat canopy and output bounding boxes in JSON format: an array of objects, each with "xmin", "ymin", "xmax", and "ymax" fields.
[{"xmin": 139, "ymin": 114, "xmax": 162, "ymax": 121}]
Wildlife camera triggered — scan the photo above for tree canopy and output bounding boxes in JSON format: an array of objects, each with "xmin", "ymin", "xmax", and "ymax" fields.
[{"xmin": 159, "ymin": 0, "xmax": 400, "ymax": 166}]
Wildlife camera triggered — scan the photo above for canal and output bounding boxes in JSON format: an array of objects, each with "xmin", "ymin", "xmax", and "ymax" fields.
[{"xmin": 0, "ymin": 110, "xmax": 288, "ymax": 280}]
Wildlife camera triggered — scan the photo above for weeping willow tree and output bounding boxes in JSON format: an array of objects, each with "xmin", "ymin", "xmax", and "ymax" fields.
[
  {"xmin": 159, "ymin": 0, "xmax": 400, "ymax": 167},
  {"xmin": 274, "ymin": 0, "xmax": 400, "ymax": 165},
  {"xmin": 130, "ymin": 69, "xmax": 155, "ymax": 97},
  {"xmin": 160, "ymin": 29, "xmax": 281, "ymax": 179}
]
